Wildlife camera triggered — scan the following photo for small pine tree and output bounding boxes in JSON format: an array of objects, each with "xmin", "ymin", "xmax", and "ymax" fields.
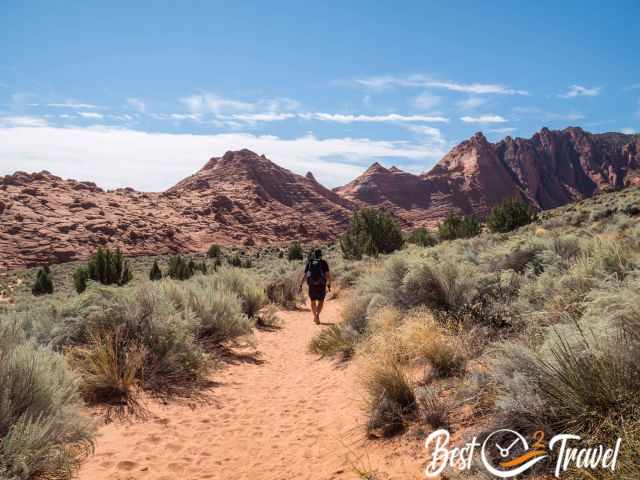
[
  {"xmin": 32, "ymin": 267, "xmax": 54, "ymax": 296},
  {"xmin": 228, "ymin": 254, "xmax": 242, "ymax": 267},
  {"xmin": 87, "ymin": 247, "xmax": 131, "ymax": 285},
  {"xmin": 149, "ymin": 260, "xmax": 162, "ymax": 281},
  {"xmin": 287, "ymin": 242, "xmax": 304, "ymax": 261},
  {"xmin": 168, "ymin": 256, "xmax": 193, "ymax": 280},
  {"xmin": 407, "ymin": 227, "xmax": 437, "ymax": 247},
  {"xmin": 437, "ymin": 213, "xmax": 481, "ymax": 241},
  {"xmin": 73, "ymin": 266, "xmax": 89, "ymax": 293},
  {"xmin": 340, "ymin": 208, "xmax": 404, "ymax": 260},
  {"xmin": 207, "ymin": 244, "xmax": 222, "ymax": 259},
  {"xmin": 487, "ymin": 197, "xmax": 537, "ymax": 233}
]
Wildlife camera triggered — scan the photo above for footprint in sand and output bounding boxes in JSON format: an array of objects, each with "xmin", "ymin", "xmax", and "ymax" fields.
[{"xmin": 116, "ymin": 460, "xmax": 139, "ymax": 471}]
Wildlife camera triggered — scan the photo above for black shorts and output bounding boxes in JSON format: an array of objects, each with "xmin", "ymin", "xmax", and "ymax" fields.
[{"xmin": 308, "ymin": 284, "xmax": 327, "ymax": 301}]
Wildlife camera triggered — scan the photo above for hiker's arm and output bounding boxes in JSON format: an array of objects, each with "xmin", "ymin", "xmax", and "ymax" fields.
[
  {"xmin": 298, "ymin": 270, "xmax": 306, "ymax": 291},
  {"xmin": 326, "ymin": 271, "xmax": 332, "ymax": 290}
]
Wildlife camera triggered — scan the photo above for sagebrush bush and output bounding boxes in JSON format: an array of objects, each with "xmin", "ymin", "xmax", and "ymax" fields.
[
  {"xmin": 360, "ymin": 357, "xmax": 416, "ymax": 437},
  {"xmin": 287, "ymin": 242, "xmax": 304, "ymax": 261},
  {"xmin": 207, "ymin": 244, "xmax": 222, "ymax": 258},
  {"xmin": 406, "ymin": 227, "xmax": 437, "ymax": 247},
  {"xmin": 0, "ymin": 321, "xmax": 93, "ymax": 480}
]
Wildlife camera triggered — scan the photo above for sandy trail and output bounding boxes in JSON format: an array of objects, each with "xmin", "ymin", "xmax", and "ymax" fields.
[{"xmin": 78, "ymin": 298, "xmax": 424, "ymax": 480}]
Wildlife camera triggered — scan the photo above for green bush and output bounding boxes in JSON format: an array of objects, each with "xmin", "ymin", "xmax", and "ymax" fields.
[
  {"xmin": 31, "ymin": 267, "xmax": 53, "ymax": 296},
  {"xmin": 149, "ymin": 260, "xmax": 162, "ymax": 281},
  {"xmin": 287, "ymin": 242, "xmax": 304, "ymax": 261},
  {"xmin": 73, "ymin": 266, "xmax": 89, "ymax": 293},
  {"xmin": 487, "ymin": 197, "xmax": 537, "ymax": 233},
  {"xmin": 406, "ymin": 227, "xmax": 437, "ymax": 247},
  {"xmin": 0, "ymin": 321, "xmax": 94, "ymax": 479},
  {"xmin": 437, "ymin": 212, "xmax": 481, "ymax": 240},
  {"xmin": 207, "ymin": 244, "xmax": 222, "ymax": 258},
  {"xmin": 87, "ymin": 247, "xmax": 132, "ymax": 286},
  {"xmin": 228, "ymin": 254, "xmax": 242, "ymax": 267},
  {"xmin": 340, "ymin": 208, "xmax": 404, "ymax": 259},
  {"xmin": 167, "ymin": 256, "xmax": 205, "ymax": 280}
]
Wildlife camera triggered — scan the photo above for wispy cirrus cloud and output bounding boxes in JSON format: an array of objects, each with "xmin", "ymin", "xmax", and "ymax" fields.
[
  {"xmin": 460, "ymin": 114, "xmax": 507, "ymax": 124},
  {"xmin": 411, "ymin": 92, "xmax": 442, "ymax": 110},
  {"xmin": 456, "ymin": 96, "xmax": 488, "ymax": 111},
  {"xmin": 78, "ymin": 112, "xmax": 104, "ymax": 119},
  {"xmin": 298, "ymin": 112, "xmax": 449, "ymax": 124},
  {"xmin": 180, "ymin": 93, "xmax": 300, "ymax": 116},
  {"xmin": 489, "ymin": 127, "xmax": 517, "ymax": 134},
  {"xmin": 621, "ymin": 127, "xmax": 635, "ymax": 134},
  {"xmin": 559, "ymin": 85, "xmax": 602, "ymax": 98},
  {"xmin": 40, "ymin": 101, "xmax": 100, "ymax": 109},
  {"xmin": 353, "ymin": 74, "xmax": 529, "ymax": 95}
]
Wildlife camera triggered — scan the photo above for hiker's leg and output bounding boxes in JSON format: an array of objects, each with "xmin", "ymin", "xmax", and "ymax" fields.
[
  {"xmin": 309, "ymin": 298, "xmax": 318, "ymax": 319},
  {"xmin": 316, "ymin": 299, "xmax": 325, "ymax": 317}
]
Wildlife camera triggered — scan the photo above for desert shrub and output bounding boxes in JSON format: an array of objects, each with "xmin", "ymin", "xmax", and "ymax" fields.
[
  {"xmin": 149, "ymin": 260, "xmax": 162, "ymax": 281},
  {"xmin": 309, "ymin": 324, "xmax": 356, "ymax": 359},
  {"xmin": 406, "ymin": 227, "xmax": 437, "ymax": 247},
  {"xmin": 0, "ymin": 321, "xmax": 93, "ymax": 480},
  {"xmin": 228, "ymin": 254, "xmax": 242, "ymax": 267},
  {"xmin": 87, "ymin": 247, "xmax": 132, "ymax": 286},
  {"xmin": 69, "ymin": 283, "xmax": 208, "ymax": 399},
  {"xmin": 265, "ymin": 268, "xmax": 301, "ymax": 308},
  {"xmin": 208, "ymin": 268, "xmax": 267, "ymax": 318},
  {"xmin": 31, "ymin": 267, "xmax": 53, "ymax": 296},
  {"xmin": 207, "ymin": 244, "xmax": 222, "ymax": 258},
  {"xmin": 486, "ymin": 197, "xmax": 537, "ymax": 233},
  {"xmin": 162, "ymin": 278, "xmax": 252, "ymax": 342},
  {"xmin": 361, "ymin": 358, "xmax": 416, "ymax": 437},
  {"xmin": 287, "ymin": 242, "xmax": 304, "ymax": 261},
  {"xmin": 340, "ymin": 208, "xmax": 404, "ymax": 260},
  {"xmin": 69, "ymin": 329, "xmax": 145, "ymax": 407},
  {"xmin": 73, "ymin": 266, "xmax": 89, "ymax": 293},
  {"xmin": 416, "ymin": 385, "xmax": 449, "ymax": 429},
  {"xmin": 437, "ymin": 212, "xmax": 481, "ymax": 240},
  {"xmin": 167, "ymin": 255, "xmax": 204, "ymax": 280}
]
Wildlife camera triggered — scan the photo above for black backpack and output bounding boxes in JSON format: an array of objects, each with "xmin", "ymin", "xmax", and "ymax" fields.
[{"xmin": 306, "ymin": 259, "xmax": 326, "ymax": 286}]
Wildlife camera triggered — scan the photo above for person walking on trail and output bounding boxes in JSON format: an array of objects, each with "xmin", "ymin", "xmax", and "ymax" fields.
[{"xmin": 299, "ymin": 248, "xmax": 331, "ymax": 324}]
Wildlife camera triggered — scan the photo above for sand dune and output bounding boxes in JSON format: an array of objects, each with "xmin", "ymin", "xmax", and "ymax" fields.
[{"xmin": 78, "ymin": 298, "xmax": 424, "ymax": 480}]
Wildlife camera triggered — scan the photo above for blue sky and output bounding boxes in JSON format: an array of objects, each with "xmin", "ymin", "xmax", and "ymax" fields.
[{"xmin": 1, "ymin": 1, "xmax": 639, "ymax": 190}]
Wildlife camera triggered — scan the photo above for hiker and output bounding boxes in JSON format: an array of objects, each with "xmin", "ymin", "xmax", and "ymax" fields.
[{"xmin": 299, "ymin": 248, "xmax": 331, "ymax": 324}]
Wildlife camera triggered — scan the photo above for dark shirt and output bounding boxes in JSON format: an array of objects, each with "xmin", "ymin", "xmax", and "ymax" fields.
[{"xmin": 304, "ymin": 259, "xmax": 330, "ymax": 274}]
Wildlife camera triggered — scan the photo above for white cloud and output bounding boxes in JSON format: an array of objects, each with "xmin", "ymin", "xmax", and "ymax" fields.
[
  {"xmin": 354, "ymin": 74, "xmax": 529, "ymax": 95},
  {"xmin": 229, "ymin": 113, "xmax": 296, "ymax": 122},
  {"xmin": 406, "ymin": 125, "xmax": 446, "ymax": 147},
  {"xmin": 78, "ymin": 112, "xmax": 104, "ymax": 119},
  {"xmin": 456, "ymin": 96, "xmax": 488, "ymax": 111},
  {"xmin": 411, "ymin": 92, "xmax": 442, "ymax": 110},
  {"xmin": 180, "ymin": 93, "xmax": 300, "ymax": 116},
  {"xmin": 621, "ymin": 127, "xmax": 635, "ymax": 134},
  {"xmin": 461, "ymin": 115, "xmax": 507, "ymax": 124},
  {"xmin": 299, "ymin": 113, "xmax": 449, "ymax": 123},
  {"xmin": 45, "ymin": 102, "xmax": 99, "ymax": 109},
  {"xmin": 126, "ymin": 97, "xmax": 146, "ymax": 113},
  {"xmin": 0, "ymin": 125, "xmax": 446, "ymax": 190},
  {"xmin": 489, "ymin": 127, "xmax": 517, "ymax": 134},
  {"xmin": 559, "ymin": 85, "xmax": 602, "ymax": 98},
  {"xmin": 0, "ymin": 116, "xmax": 48, "ymax": 127}
]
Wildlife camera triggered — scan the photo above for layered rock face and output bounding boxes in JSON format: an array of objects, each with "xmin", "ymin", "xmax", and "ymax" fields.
[
  {"xmin": 337, "ymin": 127, "xmax": 640, "ymax": 226},
  {"xmin": 0, "ymin": 150, "xmax": 353, "ymax": 271}
]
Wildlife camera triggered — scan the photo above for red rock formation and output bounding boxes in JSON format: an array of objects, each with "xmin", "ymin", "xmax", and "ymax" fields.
[
  {"xmin": 337, "ymin": 127, "xmax": 640, "ymax": 226},
  {"xmin": 1, "ymin": 128, "xmax": 638, "ymax": 271},
  {"xmin": 0, "ymin": 150, "xmax": 352, "ymax": 271}
]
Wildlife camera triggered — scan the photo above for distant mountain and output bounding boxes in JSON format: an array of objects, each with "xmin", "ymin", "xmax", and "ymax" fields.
[
  {"xmin": 0, "ymin": 150, "xmax": 353, "ymax": 271},
  {"xmin": 1, "ymin": 128, "xmax": 639, "ymax": 271},
  {"xmin": 335, "ymin": 127, "xmax": 640, "ymax": 226}
]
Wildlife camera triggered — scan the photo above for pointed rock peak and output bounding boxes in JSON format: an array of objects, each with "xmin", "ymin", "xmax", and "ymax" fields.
[
  {"xmin": 305, "ymin": 171, "xmax": 317, "ymax": 182},
  {"xmin": 471, "ymin": 131, "xmax": 489, "ymax": 144},
  {"xmin": 388, "ymin": 166, "xmax": 402, "ymax": 173},
  {"xmin": 364, "ymin": 162, "xmax": 388, "ymax": 174}
]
